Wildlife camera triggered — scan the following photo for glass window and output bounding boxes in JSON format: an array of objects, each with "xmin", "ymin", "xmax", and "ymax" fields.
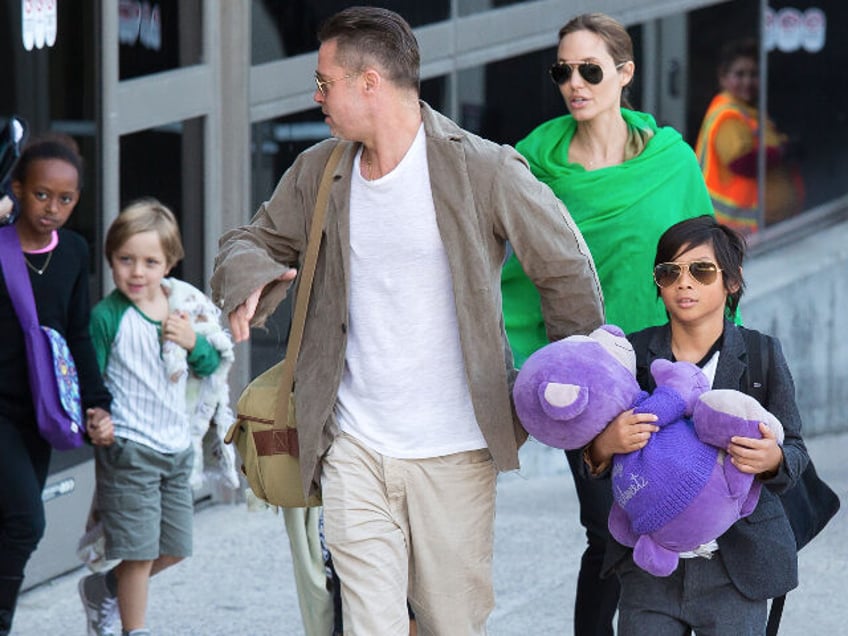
[
  {"xmin": 120, "ymin": 0, "xmax": 203, "ymax": 80},
  {"xmin": 687, "ymin": 2, "xmax": 760, "ymax": 147},
  {"xmin": 251, "ymin": 0, "xmax": 451, "ymax": 64},
  {"xmin": 687, "ymin": 0, "xmax": 831, "ymax": 235},
  {"xmin": 1, "ymin": 0, "xmax": 100, "ymax": 278},
  {"xmin": 458, "ymin": 50, "xmax": 559, "ymax": 145},
  {"xmin": 420, "ymin": 75, "xmax": 449, "ymax": 115},
  {"xmin": 119, "ymin": 118, "xmax": 205, "ymax": 288},
  {"xmin": 765, "ymin": 1, "xmax": 846, "ymax": 212}
]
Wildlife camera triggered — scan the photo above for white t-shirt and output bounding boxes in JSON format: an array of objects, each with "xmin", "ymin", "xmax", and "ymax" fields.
[{"xmin": 335, "ymin": 125, "xmax": 486, "ymax": 458}]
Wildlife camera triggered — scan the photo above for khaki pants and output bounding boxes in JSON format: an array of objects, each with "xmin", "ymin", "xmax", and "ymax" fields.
[
  {"xmin": 321, "ymin": 432, "xmax": 497, "ymax": 636},
  {"xmin": 283, "ymin": 506, "xmax": 334, "ymax": 636}
]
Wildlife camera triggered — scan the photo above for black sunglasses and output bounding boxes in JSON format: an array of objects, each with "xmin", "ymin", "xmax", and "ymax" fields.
[
  {"xmin": 653, "ymin": 260, "xmax": 723, "ymax": 288},
  {"xmin": 549, "ymin": 61, "xmax": 626, "ymax": 86}
]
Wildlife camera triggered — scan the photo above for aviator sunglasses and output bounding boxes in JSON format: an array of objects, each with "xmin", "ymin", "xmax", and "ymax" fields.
[
  {"xmin": 653, "ymin": 260, "xmax": 722, "ymax": 288},
  {"xmin": 549, "ymin": 61, "xmax": 626, "ymax": 86},
  {"xmin": 314, "ymin": 72, "xmax": 360, "ymax": 96}
]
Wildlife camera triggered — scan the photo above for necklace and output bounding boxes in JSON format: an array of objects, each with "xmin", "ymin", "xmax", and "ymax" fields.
[
  {"xmin": 24, "ymin": 250, "xmax": 53, "ymax": 275},
  {"xmin": 574, "ymin": 120, "xmax": 628, "ymax": 169},
  {"xmin": 361, "ymin": 148, "xmax": 376, "ymax": 180},
  {"xmin": 362, "ymin": 150, "xmax": 372, "ymax": 180}
]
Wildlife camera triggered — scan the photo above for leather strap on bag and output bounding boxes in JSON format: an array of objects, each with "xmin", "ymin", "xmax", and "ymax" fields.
[{"xmin": 273, "ymin": 141, "xmax": 347, "ymax": 427}]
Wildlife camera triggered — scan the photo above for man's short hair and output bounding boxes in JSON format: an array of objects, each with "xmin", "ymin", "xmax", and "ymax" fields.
[{"xmin": 318, "ymin": 6, "xmax": 420, "ymax": 93}]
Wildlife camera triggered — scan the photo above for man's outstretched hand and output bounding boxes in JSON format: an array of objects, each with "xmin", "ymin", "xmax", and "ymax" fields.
[{"xmin": 228, "ymin": 269, "xmax": 298, "ymax": 342}]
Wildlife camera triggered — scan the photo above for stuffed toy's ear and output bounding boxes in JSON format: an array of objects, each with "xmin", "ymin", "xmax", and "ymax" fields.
[
  {"xmin": 589, "ymin": 324, "xmax": 636, "ymax": 376},
  {"xmin": 529, "ymin": 382, "xmax": 593, "ymax": 449},
  {"xmin": 541, "ymin": 381, "xmax": 586, "ymax": 415}
]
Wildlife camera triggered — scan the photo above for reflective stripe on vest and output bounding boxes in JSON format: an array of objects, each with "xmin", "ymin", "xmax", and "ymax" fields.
[{"xmin": 695, "ymin": 93, "xmax": 759, "ymax": 231}]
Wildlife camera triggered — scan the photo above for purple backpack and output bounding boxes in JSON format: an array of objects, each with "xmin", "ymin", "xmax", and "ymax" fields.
[{"xmin": 0, "ymin": 225, "xmax": 85, "ymax": 449}]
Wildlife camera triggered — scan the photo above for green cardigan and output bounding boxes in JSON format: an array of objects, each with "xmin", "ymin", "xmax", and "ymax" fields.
[{"xmin": 503, "ymin": 109, "xmax": 713, "ymax": 366}]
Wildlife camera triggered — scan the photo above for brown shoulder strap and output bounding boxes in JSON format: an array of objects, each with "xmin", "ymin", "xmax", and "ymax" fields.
[{"xmin": 274, "ymin": 141, "xmax": 347, "ymax": 426}]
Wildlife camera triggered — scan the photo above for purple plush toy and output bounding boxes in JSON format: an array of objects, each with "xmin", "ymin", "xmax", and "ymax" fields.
[{"xmin": 513, "ymin": 324, "xmax": 784, "ymax": 576}]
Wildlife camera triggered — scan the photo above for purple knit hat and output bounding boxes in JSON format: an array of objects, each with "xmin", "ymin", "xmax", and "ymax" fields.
[{"xmin": 612, "ymin": 417, "xmax": 718, "ymax": 535}]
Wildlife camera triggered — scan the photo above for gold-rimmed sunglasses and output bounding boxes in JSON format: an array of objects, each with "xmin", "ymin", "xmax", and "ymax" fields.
[
  {"xmin": 653, "ymin": 260, "xmax": 723, "ymax": 288},
  {"xmin": 314, "ymin": 72, "xmax": 360, "ymax": 96}
]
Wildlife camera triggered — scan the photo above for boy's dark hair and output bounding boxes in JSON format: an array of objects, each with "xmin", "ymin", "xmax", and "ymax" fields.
[
  {"xmin": 12, "ymin": 131, "xmax": 84, "ymax": 190},
  {"xmin": 655, "ymin": 215, "xmax": 747, "ymax": 316},
  {"xmin": 318, "ymin": 6, "xmax": 420, "ymax": 93}
]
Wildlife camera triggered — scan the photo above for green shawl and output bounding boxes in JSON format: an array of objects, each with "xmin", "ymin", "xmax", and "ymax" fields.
[{"xmin": 502, "ymin": 109, "xmax": 712, "ymax": 366}]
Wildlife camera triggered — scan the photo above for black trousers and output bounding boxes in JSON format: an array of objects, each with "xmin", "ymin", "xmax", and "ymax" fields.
[
  {"xmin": 0, "ymin": 413, "xmax": 50, "ymax": 580},
  {"xmin": 565, "ymin": 448, "xmax": 620, "ymax": 636}
]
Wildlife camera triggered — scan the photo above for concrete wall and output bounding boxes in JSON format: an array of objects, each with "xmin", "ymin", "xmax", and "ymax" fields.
[{"xmin": 739, "ymin": 214, "xmax": 848, "ymax": 437}]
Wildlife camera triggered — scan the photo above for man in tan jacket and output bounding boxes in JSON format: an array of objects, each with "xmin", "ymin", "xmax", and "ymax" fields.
[{"xmin": 212, "ymin": 6, "xmax": 603, "ymax": 634}]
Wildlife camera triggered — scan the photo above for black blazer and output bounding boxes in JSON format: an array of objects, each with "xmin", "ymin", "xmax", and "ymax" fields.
[{"xmin": 603, "ymin": 320, "xmax": 809, "ymax": 600}]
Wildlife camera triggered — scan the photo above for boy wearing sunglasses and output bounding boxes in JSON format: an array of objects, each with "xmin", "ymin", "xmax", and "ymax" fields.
[{"xmin": 586, "ymin": 215, "xmax": 808, "ymax": 634}]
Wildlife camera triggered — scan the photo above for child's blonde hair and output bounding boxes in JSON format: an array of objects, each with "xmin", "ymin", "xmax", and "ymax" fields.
[{"xmin": 105, "ymin": 198, "xmax": 185, "ymax": 268}]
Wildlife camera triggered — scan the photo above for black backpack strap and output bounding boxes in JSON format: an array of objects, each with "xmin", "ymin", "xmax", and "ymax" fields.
[
  {"xmin": 740, "ymin": 327, "xmax": 769, "ymax": 405},
  {"xmin": 767, "ymin": 595, "xmax": 785, "ymax": 636}
]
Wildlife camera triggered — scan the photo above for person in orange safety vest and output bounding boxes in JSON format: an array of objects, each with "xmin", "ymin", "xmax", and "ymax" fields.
[{"xmin": 695, "ymin": 38, "xmax": 804, "ymax": 235}]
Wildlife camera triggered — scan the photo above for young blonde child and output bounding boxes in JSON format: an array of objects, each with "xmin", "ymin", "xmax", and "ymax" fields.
[
  {"xmin": 588, "ymin": 215, "xmax": 809, "ymax": 634},
  {"xmin": 79, "ymin": 199, "xmax": 224, "ymax": 636}
]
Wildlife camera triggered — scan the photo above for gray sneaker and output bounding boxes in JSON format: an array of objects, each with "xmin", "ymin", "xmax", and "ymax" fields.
[{"xmin": 79, "ymin": 572, "xmax": 120, "ymax": 636}]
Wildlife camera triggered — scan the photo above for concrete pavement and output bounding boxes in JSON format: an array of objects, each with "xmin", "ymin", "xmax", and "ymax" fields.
[{"xmin": 14, "ymin": 431, "xmax": 847, "ymax": 635}]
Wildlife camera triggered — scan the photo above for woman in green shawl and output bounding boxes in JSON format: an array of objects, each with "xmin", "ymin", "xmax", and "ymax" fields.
[{"xmin": 501, "ymin": 13, "xmax": 713, "ymax": 636}]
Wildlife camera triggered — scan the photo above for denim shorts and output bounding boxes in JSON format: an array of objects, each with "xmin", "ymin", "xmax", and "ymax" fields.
[{"xmin": 95, "ymin": 437, "xmax": 194, "ymax": 561}]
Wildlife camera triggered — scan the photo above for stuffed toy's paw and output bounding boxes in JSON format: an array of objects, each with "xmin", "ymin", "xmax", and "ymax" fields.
[
  {"xmin": 633, "ymin": 535, "xmax": 681, "ymax": 578},
  {"xmin": 693, "ymin": 389, "xmax": 784, "ymax": 448},
  {"xmin": 650, "ymin": 358, "xmax": 710, "ymax": 416}
]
